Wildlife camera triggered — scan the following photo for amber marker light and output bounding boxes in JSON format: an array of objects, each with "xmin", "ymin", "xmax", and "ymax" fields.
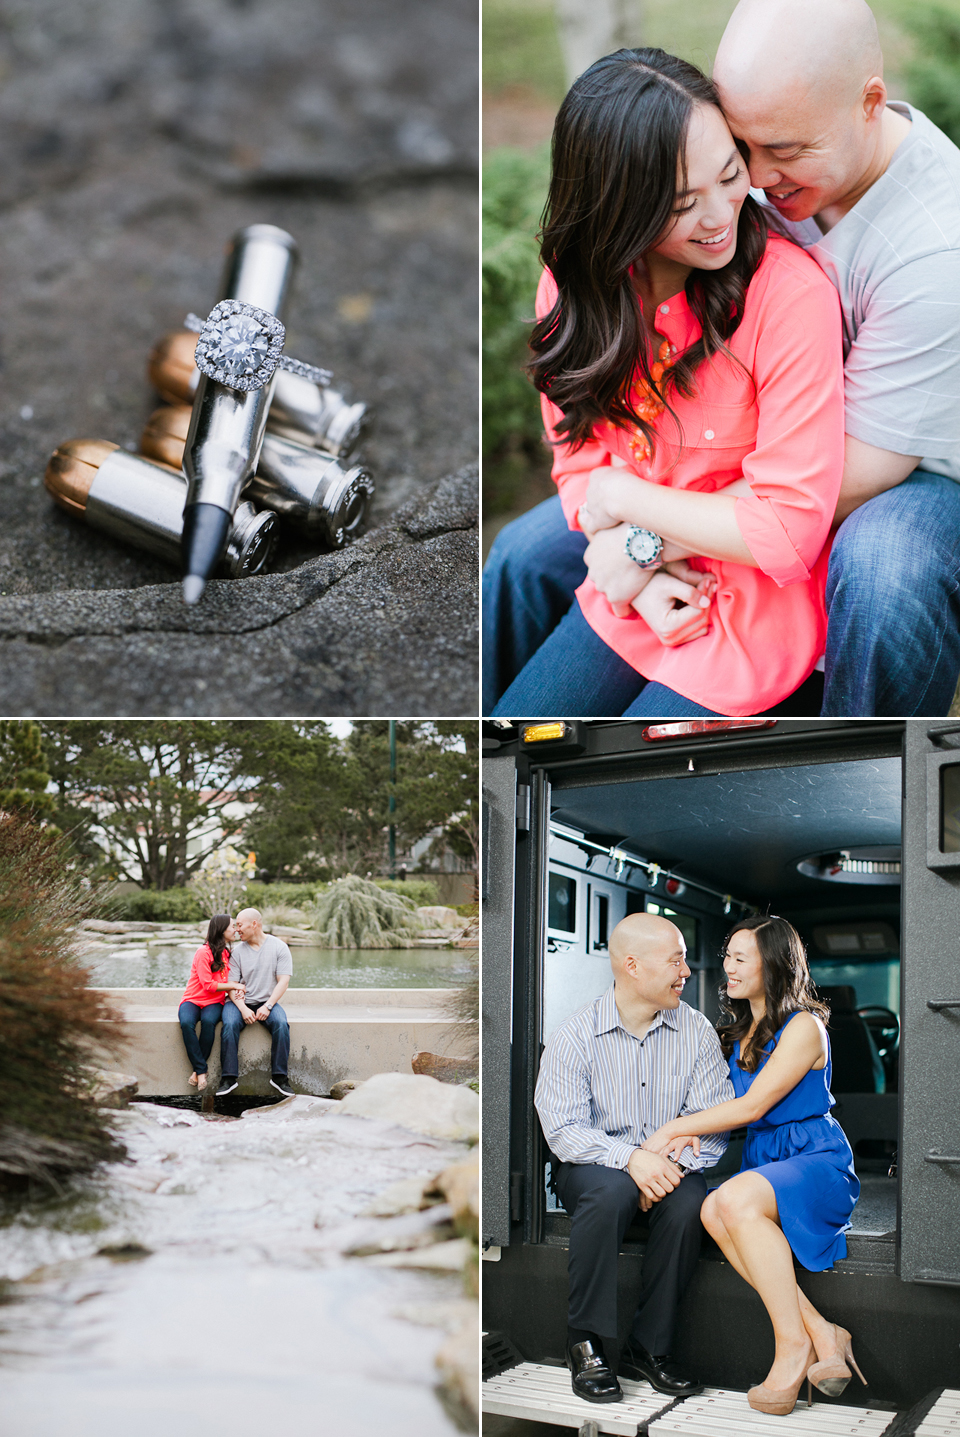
[{"xmin": 522, "ymin": 723, "xmax": 569, "ymax": 743}]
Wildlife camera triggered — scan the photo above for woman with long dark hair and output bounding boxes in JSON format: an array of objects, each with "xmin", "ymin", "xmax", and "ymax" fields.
[
  {"xmin": 642, "ymin": 914, "xmax": 863, "ymax": 1415},
  {"xmin": 490, "ymin": 49, "xmax": 845, "ymax": 718},
  {"xmin": 178, "ymin": 914, "xmax": 246, "ymax": 1092}
]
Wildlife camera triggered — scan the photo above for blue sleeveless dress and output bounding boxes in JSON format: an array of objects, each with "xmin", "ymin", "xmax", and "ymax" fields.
[{"xmin": 727, "ymin": 1013, "xmax": 860, "ymax": 1271}]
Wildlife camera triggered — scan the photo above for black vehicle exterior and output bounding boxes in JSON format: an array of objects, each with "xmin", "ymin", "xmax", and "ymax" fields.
[{"xmin": 482, "ymin": 718, "xmax": 960, "ymax": 1410}]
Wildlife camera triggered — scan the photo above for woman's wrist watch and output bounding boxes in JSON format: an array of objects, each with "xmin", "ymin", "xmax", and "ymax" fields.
[{"xmin": 624, "ymin": 525, "xmax": 664, "ymax": 569}]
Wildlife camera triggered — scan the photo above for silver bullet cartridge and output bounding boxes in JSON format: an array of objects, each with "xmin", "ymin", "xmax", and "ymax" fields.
[
  {"xmin": 141, "ymin": 405, "xmax": 374, "ymax": 548},
  {"xmin": 149, "ymin": 329, "xmax": 369, "ymax": 459},
  {"xmin": 45, "ymin": 440, "xmax": 278, "ymax": 579},
  {"xmin": 181, "ymin": 223, "xmax": 298, "ymax": 603}
]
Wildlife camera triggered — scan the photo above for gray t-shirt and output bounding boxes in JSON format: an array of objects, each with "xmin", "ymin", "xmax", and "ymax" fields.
[
  {"xmin": 767, "ymin": 104, "xmax": 960, "ymax": 478},
  {"xmin": 229, "ymin": 934, "xmax": 293, "ymax": 1005}
]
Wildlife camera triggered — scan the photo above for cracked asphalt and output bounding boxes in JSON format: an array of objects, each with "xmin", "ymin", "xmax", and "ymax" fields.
[{"xmin": 0, "ymin": 0, "xmax": 478, "ymax": 715}]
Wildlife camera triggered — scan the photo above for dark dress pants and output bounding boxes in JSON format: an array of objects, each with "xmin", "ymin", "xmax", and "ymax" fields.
[{"xmin": 555, "ymin": 1161, "xmax": 707, "ymax": 1353}]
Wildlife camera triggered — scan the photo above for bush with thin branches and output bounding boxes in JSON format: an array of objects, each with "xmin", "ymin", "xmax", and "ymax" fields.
[
  {"xmin": 305, "ymin": 875, "xmax": 426, "ymax": 949},
  {"xmin": 0, "ymin": 816, "xmax": 124, "ymax": 1192}
]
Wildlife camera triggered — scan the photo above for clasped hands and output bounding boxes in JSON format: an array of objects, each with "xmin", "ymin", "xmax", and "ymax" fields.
[
  {"xmin": 628, "ymin": 1124, "xmax": 702, "ymax": 1212},
  {"xmin": 578, "ymin": 467, "xmax": 716, "ymax": 647}
]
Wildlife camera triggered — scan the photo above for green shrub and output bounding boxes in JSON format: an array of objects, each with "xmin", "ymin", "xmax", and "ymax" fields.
[
  {"xmin": 305, "ymin": 876, "xmax": 425, "ymax": 949},
  {"xmin": 374, "ymin": 878, "xmax": 440, "ymax": 907},
  {"xmin": 243, "ymin": 881, "xmax": 328, "ymax": 908},
  {"xmin": 103, "ymin": 888, "xmax": 203, "ymax": 923},
  {"xmin": 482, "ymin": 144, "xmax": 551, "ymax": 471},
  {"xmin": 455, "ymin": 902, "xmax": 479, "ymax": 918},
  {"xmin": 0, "ymin": 816, "xmax": 125, "ymax": 1191},
  {"xmin": 904, "ymin": 6, "xmax": 960, "ymax": 145}
]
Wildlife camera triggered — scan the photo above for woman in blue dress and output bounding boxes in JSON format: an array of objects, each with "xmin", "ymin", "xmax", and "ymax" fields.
[{"xmin": 642, "ymin": 914, "xmax": 865, "ymax": 1416}]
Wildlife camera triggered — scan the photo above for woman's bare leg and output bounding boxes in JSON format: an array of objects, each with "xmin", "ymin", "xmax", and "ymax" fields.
[
  {"xmin": 701, "ymin": 1173, "xmax": 813, "ymax": 1391},
  {"xmin": 701, "ymin": 1188, "xmax": 838, "ymax": 1362}
]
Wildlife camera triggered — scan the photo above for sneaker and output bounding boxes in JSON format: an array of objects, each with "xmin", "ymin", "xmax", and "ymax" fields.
[
  {"xmin": 216, "ymin": 1076, "xmax": 239, "ymax": 1096},
  {"xmin": 270, "ymin": 1075, "xmax": 294, "ymax": 1097}
]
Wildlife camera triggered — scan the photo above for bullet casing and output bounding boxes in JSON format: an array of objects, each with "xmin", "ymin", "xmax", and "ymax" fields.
[
  {"xmin": 183, "ymin": 225, "xmax": 299, "ymax": 518},
  {"xmin": 45, "ymin": 442, "xmax": 277, "ymax": 578},
  {"xmin": 141, "ymin": 405, "xmax": 374, "ymax": 548},
  {"xmin": 149, "ymin": 330, "xmax": 369, "ymax": 459}
]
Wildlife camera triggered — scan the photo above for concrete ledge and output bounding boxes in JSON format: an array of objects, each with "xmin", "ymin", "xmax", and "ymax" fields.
[{"xmin": 95, "ymin": 987, "xmax": 474, "ymax": 1096}]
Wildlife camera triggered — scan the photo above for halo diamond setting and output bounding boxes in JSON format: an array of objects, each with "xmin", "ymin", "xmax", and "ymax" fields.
[
  {"xmin": 191, "ymin": 301, "xmax": 286, "ymax": 392},
  {"xmin": 186, "ymin": 304, "xmax": 331, "ymax": 391}
]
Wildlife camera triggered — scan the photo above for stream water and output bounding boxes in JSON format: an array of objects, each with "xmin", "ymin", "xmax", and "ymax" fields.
[
  {"xmin": 0, "ymin": 1098, "xmax": 472, "ymax": 1436},
  {"xmin": 83, "ymin": 945, "xmax": 473, "ymax": 989}
]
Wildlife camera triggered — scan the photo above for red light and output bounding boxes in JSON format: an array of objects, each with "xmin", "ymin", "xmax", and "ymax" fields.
[
  {"xmin": 641, "ymin": 720, "xmax": 777, "ymax": 742},
  {"xmin": 665, "ymin": 877, "xmax": 682, "ymax": 896}
]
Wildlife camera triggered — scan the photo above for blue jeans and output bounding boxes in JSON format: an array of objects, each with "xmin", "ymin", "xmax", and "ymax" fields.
[
  {"xmin": 178, "ymin": 1000, "xmax": 223, "ymax": 1075},
  {"xmin": 491, "ymin": 601, "xmax": 723, "ymax": 716},
  {"xmin": 220, "ymin": 999, "xmax": 290, "ymax": 1078},
  {"xmin": 484, "ymin": 476, "xmax": 960, "ymax": 716},
  {"xmin": 823, "ymin": 468, "xmax": 960, "ymax": 716}
]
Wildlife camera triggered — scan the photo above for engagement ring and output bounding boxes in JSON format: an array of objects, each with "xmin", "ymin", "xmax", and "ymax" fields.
[{"xmin": 185, "ymin": 304, "xmax": 331, "ymax": 393}]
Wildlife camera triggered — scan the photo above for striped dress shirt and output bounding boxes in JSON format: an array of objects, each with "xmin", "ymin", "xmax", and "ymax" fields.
[{"xmin": 535, "ymin": 984, "xmax": 735, "ymax": 1172}]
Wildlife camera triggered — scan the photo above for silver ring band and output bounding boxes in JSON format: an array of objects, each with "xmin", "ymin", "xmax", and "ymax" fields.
[{"xmin": 185, "ymin": 310, "xmax": 331, "ymax": 389}]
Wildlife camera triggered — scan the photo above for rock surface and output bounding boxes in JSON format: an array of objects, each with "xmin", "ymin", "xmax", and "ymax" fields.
[
  {"xmin": 0, "ymin": 0, "xmax": 477, "ymax": 716},
  {"xmin": 412, "ymin": 1051, "xmax": 479, "ymax": 1085},
  {"xmin": 334, "ymin": 1072, "xmax": 479, "ymax": 1141}
]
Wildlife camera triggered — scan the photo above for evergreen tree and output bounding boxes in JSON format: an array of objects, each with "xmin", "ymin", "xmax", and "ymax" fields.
[{"xmin": 0, "ymin": 720, "xmax": 55, "ymax": 821}]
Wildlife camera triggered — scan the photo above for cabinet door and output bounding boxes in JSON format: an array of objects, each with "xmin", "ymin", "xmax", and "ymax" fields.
[{"xmin": 900, "ymin": 724, "xmax": 960, "ymax": 1285}]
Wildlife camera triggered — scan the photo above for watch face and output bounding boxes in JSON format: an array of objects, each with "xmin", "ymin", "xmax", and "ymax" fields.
[{"xmin": 626, "ymin": 528, "xmax": 661, "ymax": 566}]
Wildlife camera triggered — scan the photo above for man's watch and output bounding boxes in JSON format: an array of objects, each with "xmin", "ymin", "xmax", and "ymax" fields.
[{"xmin": 624, "ymin": 525, "xmax": 664, "ymax": 569}]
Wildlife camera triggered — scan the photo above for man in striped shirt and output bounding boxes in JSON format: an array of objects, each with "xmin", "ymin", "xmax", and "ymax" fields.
[{"xmin": 535, "ymin": 911, "xmax": 733, "ymax": 1404}]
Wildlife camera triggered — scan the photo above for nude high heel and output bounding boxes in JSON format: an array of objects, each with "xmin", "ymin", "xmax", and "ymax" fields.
[
  {"xmin": 747, "ymin": 1375, "xmax": 813, "ymax": 1416},
  {"xmin": 748, "ymin": 1343, "xmax": 815, "ymax": 1416},
  {"xmin": 807, "ymin": 1325, "xmax": 867, "ymax": 1397}
]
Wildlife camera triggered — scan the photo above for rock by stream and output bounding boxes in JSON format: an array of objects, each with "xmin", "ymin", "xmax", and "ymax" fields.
[{"xmin": 0, "ymin": 1093, "xmax": 477, "ymax": 1435}]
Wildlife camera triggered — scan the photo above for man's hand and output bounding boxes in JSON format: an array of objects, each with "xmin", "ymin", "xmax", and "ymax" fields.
[
  {"xmin": 633, "ymin": 569, "xmax": 716, "ymax": 646},
  {"xmin": 236, "ymin": 1002, "xmax": 257, "ymax": 1026},
  {"xmin": 626, "ymin": 1148, "xmax": 685, "ymax": 1212},
  {"xmin": 254, "ymin": 1005, "xmax": 272, "ymax": 1022}
]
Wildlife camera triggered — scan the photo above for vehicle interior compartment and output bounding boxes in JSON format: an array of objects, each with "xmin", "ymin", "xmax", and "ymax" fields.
[{"xmin": 542, "ymin": 753, "xmax": 901, "ymax": 1246}]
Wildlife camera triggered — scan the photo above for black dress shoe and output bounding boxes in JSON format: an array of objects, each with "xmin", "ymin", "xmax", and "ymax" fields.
[
  {"xmin": 619, "ymin": 1341, "xmax": 703, "ymax": 1396},
  {"xmin": 565, "ymin": 1339, "xmax": 623, "ymax": 1404}
]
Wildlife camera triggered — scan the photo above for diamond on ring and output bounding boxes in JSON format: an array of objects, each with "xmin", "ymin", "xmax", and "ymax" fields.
[{"xmin": 185, "ymin": 306, "xmax": 331, "ymax": 391}]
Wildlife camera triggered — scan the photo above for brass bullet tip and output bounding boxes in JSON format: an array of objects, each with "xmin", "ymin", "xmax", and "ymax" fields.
[
  {"xmin": 141, "ymin": 404, "xmax": 191, "ymax": 469},
  {"xmin": 44, "ymin": 439, "xmax": 119, "ymax": 513},
  {"xmin": 148, "ymin": 331, "xmax": 199, "ymax": 404}
]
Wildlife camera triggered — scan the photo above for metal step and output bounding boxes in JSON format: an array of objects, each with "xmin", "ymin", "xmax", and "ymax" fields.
[
  {"xmin": 481, "ymin": 1360, "xmax": 667, "ymax": 1435},
  {"xmin": 481, "ymin": 1365, "xmax": 897, "ymax": 1437},
  {"xmin": 649, "ymin": 1387, "xmax": 891, "ymax": 1436},
  {"xmin": 916, "ymin": 1387, "xmax": 960, "ymax": 1434}
]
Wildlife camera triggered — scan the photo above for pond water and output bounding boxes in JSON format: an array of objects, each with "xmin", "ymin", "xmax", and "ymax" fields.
[
  {"xmin": 83, "ymin": 945, "xmax": 475, "ymax": 989},
  {"xmin": 0, "ymin": 1098, "xmax": 473, "ymax": 1437}
]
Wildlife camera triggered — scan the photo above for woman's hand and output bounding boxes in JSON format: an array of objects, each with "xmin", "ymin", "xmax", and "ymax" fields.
[
  {"xmin": 642, "ymin": 1129, "xmax": 701, "ymax": 1163},
  {"xmin": 633, "ymin": 568, "xmax": 717, "ymax": 646},
  {"xmin": 579, "ymin": 467, "xmax": 631, "ymax": 536},
  {"xmin": 583, "ymin": 524, "xmax": 658, "ymax": 615}
]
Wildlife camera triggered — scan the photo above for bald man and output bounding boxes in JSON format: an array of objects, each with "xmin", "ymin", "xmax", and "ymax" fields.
[
  {"xmin": 535, "ymin": 913, "xmax": 733, "ymax": 1403},
  {"xmin": 483, "ymin": 0, "xmax": 960, "ymax": 717},
  {"xmin": 216, "ymin": 909, "xmax": 294, "ymax": 1097}
]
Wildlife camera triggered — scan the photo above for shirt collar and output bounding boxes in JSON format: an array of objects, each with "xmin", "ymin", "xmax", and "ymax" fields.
[{"xmin": 595, "ymin": 982, "xmax": 681, "ymax": 1037}]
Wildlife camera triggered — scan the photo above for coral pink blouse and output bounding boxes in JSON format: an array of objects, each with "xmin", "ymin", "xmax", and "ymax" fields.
[
  {"xmin": 181, "ymin": 944, "xmax": 231, "ymax": 1007},
  {"xmin": 538, "ymin": 234, "xmax": 845, "ymax": 715}
]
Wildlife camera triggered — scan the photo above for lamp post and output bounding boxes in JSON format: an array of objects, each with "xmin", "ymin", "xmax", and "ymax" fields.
[{"xmin": 388, "ymin": 720, "xmax": 397, "ymax": 880}]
